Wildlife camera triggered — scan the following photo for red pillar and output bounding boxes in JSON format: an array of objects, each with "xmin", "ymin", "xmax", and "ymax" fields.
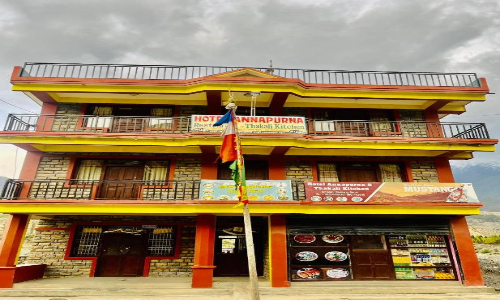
[
  {"xmin": 0, "ymin": 214, "xmax": 30, "ymax": 288},
  {"xmin": 191, "ymin": 214, "xmax": 217, "ymax": 288},
  {"xmin": 435, "ymin": 159, "xmax": 455, "ymax": 183},
  {"xmin": 201, "ymin": 154, "xmax": 218, "ymax": 180},
  {"xmin": 269, "ymin": 156, "xmax": 286, "ymax": 180},
  {"xmin": 269, "ymin": 214, "xmax": 290, "ymax": 287},
  {"xmin": 450, "ymin": 216, "xmax": 484, "ymax": 286}
]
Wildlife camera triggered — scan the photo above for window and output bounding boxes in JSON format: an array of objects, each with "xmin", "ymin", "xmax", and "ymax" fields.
[
  {"xmin": 143, "ymin": 161, "xmax": 170, "ymax": 182},
  {"xmin": 75, "ymin": 160, "xmax": 103, "ymax": 180},
  {"xmin": 379, "ymin": 164, "xmax": 403, "ymax": 182},
  {"xmin": 71, "ymin": 226, "xmax": 103, "ymax": 256},
  {"xmin": 147, "ymin": 226, "xmax": 178, "ymax": 256},
  {"xmin": 92, "ymin": 106, "xmax": 113, "ymax": 116},
  {"xmin": 317, "ymin": 162, "xmax": 339, "ymax": 182}
]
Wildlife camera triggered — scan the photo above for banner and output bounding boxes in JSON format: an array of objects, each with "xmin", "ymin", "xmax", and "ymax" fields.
[
  {"xmin": 190, "ymin": 115, "xmax": 307, "ymax": 134},
  {"xmin": 304, "ymin": 182, "xmax": 479, "ymax": 203},
  {"xmin": 199, "ymin": 180, "xmax": 293, "ymax": 201}
]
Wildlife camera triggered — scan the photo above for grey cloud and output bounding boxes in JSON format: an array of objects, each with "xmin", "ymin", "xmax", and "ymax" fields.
[{"xmin": 0, "ymin": 0, "xmax": 498, "ymax": 172}]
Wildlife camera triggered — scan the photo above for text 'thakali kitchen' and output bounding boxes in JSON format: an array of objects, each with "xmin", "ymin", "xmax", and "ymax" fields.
[{"xmin": 0, "ymin": 63, "xmax": 495, "ymax": 289}]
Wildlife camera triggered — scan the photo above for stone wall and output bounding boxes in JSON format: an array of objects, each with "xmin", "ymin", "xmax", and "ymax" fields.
[
  {"xmin": 286, "ymin": 160, "xmax": 313, "ymax": 199},
  {"xmin": 410, "ymin": 161, "xmax": 439, "ymax": 182},
  {"xmin": 35, "ymin": 157, "xmax": 71, "ymax": 179},
  {"xmin": 21, "ymin": 215, "xmax": 196, "ymax": 278},
  {"xmin": 174, "ymin": 158, "xmax": 202, "ymax": 180},
  {"xmin": 51, "ymin": 103, "xmax": 82, "ymax": 131},
  {"xmin": 148, "ymin": 225, "xmax": 195, "ymax": 277},
  {"xmin": 399, "ymin": 110, "xmax": 428, "ymax": 137}
]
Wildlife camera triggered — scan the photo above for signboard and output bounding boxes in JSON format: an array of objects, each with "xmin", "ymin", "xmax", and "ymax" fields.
[
  {"xmin": 304, "ymin": 182, "xmax": 479, "ymax": 203},
  {"xmin": 199, "ymin": 180, "xmax": 294, "ymax": 201},
  {"xmin": 190, "ymin": 115, "xmax": 307, "ymax": 134}
]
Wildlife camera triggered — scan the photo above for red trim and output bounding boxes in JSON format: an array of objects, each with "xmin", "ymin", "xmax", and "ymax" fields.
[
  {"xmin": 434, "ymin": 159, "xmax": 455, "ymax": 182},
  {"xmin": 191, "ymin": 215, "xmax": 216, "ymax": 288},
  {"xmin": 404, "ymin": 161, "xmax": 414, "ymax": 182},
  {"xmin": 65, "ymin": 222, "xmax": 187, "ymax": 277}
]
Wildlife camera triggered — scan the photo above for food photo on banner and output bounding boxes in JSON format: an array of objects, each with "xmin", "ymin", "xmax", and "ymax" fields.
[
  {"xmin": 199, "ymin": 180, "xmax": 293, "ymax": 201},
  {"xmin": 303, "ymin": 182, "xmax": 479, "ymax": 203}
]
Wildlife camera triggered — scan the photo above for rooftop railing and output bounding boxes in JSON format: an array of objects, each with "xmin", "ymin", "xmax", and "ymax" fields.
[
  {"xmin": 0, "ymin": 179, "xmax": 306, "ymax": 201},
  {"xmin": 3, "ymin": 114, "xmax": 491, "ymax": 139},
  {"xmin": 19, "ymin": 62, "xmax": 481, "ymax": 87}
]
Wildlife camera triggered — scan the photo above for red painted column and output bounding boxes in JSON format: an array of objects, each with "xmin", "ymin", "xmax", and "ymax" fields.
[
  {"xmin": 201, "ymin": 154, "xmax": 218, "ymax": 180},
  {"xmin": 37, "ymin": 102, "xmax": 57, "ymax": 131},
  {"xmin": 18, "ymin": 151, "xmax": 43, "ymax": 199},
  {"xmin": 450, "ymin": 216, "xmax": 484, "ymax": 286},
  {"xmin": 191, "ymin": 214, "xmax": 217, "ymax": 288},
  {"xmin": 269, "ymin": 156, "xmax": 286, "ymax": 180},
  {"xmin": 0, "ymin": 214, "xmax": 30, "ymax": 288},
  {"xmin": 435, "ymin": 159, "xmax": 455, "ymax": 183},
  {"xmin": 269, "ymin": 214, "xmax": 290, "ymax": 287}
]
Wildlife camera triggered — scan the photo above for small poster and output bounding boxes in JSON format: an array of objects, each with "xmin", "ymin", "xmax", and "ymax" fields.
[
  {"xmin": 304, "ymin": 182, "xmax": 479, "ymax": 203},
  {"xmin": 199, "ymin": 180, "xmax": 293, "ymax": 201}
]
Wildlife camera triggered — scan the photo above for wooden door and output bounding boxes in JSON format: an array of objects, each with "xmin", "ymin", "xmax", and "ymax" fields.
[
  {"xmin": 96, "ymin": 233, "xmax": 146, "ymax": 277},
  {"xmin": 99, "ymin": 166, "xmax": 144, "ymax": 199},
  {"xmin": 341, "ymin": 167, "xmax": 378, "ymax": 182},
  {"xmin": 213, "ymin": 226, "xmax": 264, "ymax": 276},
  {"xmin": 350, "ymin": 235, "xmax": 395, "ymax": 280},
  {"xmin": 112, "ymin": 118, "xmax": 146, "ymax": 133}
]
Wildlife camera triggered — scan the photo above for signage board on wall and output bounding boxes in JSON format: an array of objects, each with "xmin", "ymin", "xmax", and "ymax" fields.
[
  {"xmin": 190, "ymin": 115, "xmax": 307, "ymax": 134},
  {"xmin": 304, "ymin": 182, "xmax": 479, "ymax": 203},
  {"xmin": 199, "ymin": 180, "xmax": 294, "ymax": 201}
]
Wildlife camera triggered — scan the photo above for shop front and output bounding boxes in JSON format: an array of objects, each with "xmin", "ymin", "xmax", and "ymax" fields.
[{"xmin": 287, "ymin": 216, "xmax": 458, "ymax": 282}]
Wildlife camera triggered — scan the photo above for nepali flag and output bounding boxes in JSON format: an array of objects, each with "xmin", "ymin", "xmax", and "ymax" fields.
[{"xmin": 213, "ymin": 110, "xmax": 238, "ymax": 163}]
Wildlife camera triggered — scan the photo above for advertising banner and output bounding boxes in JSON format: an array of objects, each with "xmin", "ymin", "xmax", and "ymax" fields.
[
  {"xmin": 199, "ymin": 180, "xmax": 294, "ymax": 201},
  {"xmin": 190, "ymin": 115, "xmax": 307, "ymax": 134},
  {"xmin": 304, "ymin": 182, "xmax": 479, "ymax": 203}
]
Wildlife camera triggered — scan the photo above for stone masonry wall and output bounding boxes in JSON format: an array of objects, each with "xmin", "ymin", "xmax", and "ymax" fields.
[
  {"xmin": 411, "ymin": 161, "xmax": 439, "ymax": 182},
  {"xmin": 399, "ymin": 110, "xmax": 428, "ymax": 137},
  {"xmin": 174, "ymin": 158, "xmax": 202, "ymax": 180},
  {"xmin": 286, "ymin": 160, "xmax": 313, "ymax": 200},
  {"xmin": 51, "ymin": 103, "xmax": 82, "ymax": 131},
  {"xmin": 35, "ymin": 157, "xmax": 71, "ymax": 179},
  {"xmin": 21, "ymin": 215, "xmax": 195, "ymax": 278},
  {"xmin": 148, "ymin": 225, "xmax": 195, "ymax": 277}
]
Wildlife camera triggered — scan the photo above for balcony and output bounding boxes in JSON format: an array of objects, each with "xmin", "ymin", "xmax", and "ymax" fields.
[
  {"xmin": 18, "ymin": 62, "xmax": 481, "ymax": 87},
  {"xmin": 0, "ymin": 179, "xmax": 482, "ymax": 217},
  {"xmin": 3, "ymin": 114, "xmax": 491, "ymax": 139}
]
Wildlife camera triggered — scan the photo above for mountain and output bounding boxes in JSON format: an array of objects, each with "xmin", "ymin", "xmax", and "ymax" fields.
[{"xmin": 452, "ymin": 163, "xmax": 500, "ymax": 211}]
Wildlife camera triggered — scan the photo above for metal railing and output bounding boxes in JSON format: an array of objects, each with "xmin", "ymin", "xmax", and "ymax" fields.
[
  {"xmin": 308, "ymin": 120, "xmax": 490, "ymax": 139},
  {"xmin": 19, "ymin": 62, "xmax": 481, "ymax": 87},
  {"xmin": 3, "ymin": 114, "xmax": 490, "ymax": 139},
  {"xmin": 0, "ymin": 179, "xmax": 306, "ymax": 201},
  {"xmin": 4, "ymin": 114, "xmax": 190, "ymax": 134},
  {"xmin": 1, "ymin": 179, "xmax": 201, "ymax": 201}
]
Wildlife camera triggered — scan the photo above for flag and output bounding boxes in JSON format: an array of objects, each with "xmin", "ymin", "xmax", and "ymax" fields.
[
  {"xmin": 213, "ymin": 110, "xmax": 238, "ymax": 163},
  {"xmin": 213, "ymin": 108, "xmax": 249, "ymax": 205}
]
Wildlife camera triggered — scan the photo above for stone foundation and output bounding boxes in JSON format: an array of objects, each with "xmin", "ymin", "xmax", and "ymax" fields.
[{"xmin": 21, "ymin": 216, "xmax": 196, "ymax": 278}]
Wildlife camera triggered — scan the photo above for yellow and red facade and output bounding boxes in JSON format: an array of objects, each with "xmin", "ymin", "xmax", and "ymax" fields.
[{"xmin": 0, "ymin": 63, "xmax": 496, "ymax": 288}]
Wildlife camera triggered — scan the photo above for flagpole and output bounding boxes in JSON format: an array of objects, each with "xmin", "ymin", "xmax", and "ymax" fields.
[{"xmin": 230, "ymin": 108, "xmax": 260, "ymax": 300}]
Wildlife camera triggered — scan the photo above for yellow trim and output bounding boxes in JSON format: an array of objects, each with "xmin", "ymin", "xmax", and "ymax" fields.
[
  {"xmin": 0, "ymin": 136, "xmax": 495, "ymax": 152},
  {"xmin": 0, "ymin": 203, "xmax": 481, "ymax": 215},
  {"xmin": 12, "ymin": 82, "xmax": 487, "ymax": 102}
]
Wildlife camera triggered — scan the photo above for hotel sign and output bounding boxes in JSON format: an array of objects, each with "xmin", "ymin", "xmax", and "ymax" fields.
[
  {"xmin": 190, "ymin": 115, "xmax": 307, "ymax": 134},
  {"xmin": 304, "ymin": 182, "xmax": 479, "ymax": 204},
  {"xmin": 199, "ymin": 180, "xmax": 294, "ymax": 201}
]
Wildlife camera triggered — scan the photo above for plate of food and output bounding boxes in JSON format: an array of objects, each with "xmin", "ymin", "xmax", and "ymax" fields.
[
  {"xmin": 202, "ymin": 195, "xmax": 214, "ymax": 200},
  {"xmin": 325, "ymin": 251, "xmax": 348, "ymax": 262},
  {"xmin": 326, "ymin": 268, "xmax": 350, "ymax": 279},
  {"xmin": 295, "ymin": 251, "xmax": 318, "ymax": 262},
  {"xmin": 296, "ymin": 268, "xmax": 321, "ymax": 279},
  {"xmin": 263, "ymin": 195, "xmax": 274, "ymax": 200},
  {"xmin": 351, "ymin": 197, "xmax": 363, "ymax": 202},
  {"xmin": 278, "ymin": 195, "xmax": 289, "ymax": 200},
  {"xmin": 311, "ymin": 196, "xmax": 322, "ymax": 202},
  {"xmin": 324, "ymin": 196, "xmax": 334, "ymax": 202},
  {"xmin": 218, "ymin": 195, "xmax": 230, "ymax": 200},
  {"xmin": 294, "ymin": 234, "xmax": 316, "ymax": 243},
  {"xmin": 336, "ymin": 197, "xmax": 348, "ymax": 202},
  {"xmin": 322, "ymin": 235, "xmax": 344, "ymax": 244}
]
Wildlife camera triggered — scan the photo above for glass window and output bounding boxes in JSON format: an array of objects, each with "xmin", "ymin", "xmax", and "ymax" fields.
[
  {"xmin": 75, "ymin": 160, "xmax": 103, "ymax": 180},
  {"xmin": 71, "ymin": 226, "xmax": 103, "ymax": 256},
  {"xmin": 151, "ymin": 107, "xmax": 173, "ymax": 117},
  {"xmin": 317, "ymin": 163, "xmax": 339, "ymax": 182},
  {"xmin": 143, "ymin": 161, "xmax": 170, "ymax": 182},
  {"xmin": 147, "ymin": 226, "xmax": 177, "ymax": 256},
  {"xmin": 379, "ymin": 164, "xmax": 403, "ymax": 182}
]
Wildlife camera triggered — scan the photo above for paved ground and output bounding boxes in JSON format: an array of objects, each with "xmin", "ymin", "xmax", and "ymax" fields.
[{"xmin": 0, "ymin": 277, "xmax": 498, "ymax": 300}]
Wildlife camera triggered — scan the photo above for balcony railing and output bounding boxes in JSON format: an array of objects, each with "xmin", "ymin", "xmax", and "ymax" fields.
[
  {"xmin": 0, "ymin": 179, "xmax": 306, "ymax": 201},
  {"xmin": 19, "ymin": 62, "xmax": 481, "ymax": 87},
  {"xmin": 3, "ymin": 114, "xmax": 491, "ymax": 139}
]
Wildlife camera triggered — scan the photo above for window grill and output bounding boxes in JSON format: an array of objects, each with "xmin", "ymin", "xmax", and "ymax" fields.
[
  {"xmin": 317, "ymin": 162, "xmax": 339, "ymax": 182},
  {"xmin": 72, "ymin": 225, "xmax": 103, "ymax": 256},
  {"xmin": 147, "ymin": 226, "xmax": 177, "ymax": 256}
]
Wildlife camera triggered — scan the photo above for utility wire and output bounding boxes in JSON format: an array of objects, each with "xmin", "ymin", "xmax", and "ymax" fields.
[{"xmin": 0, "ymin": 98, "xmax": 37, "ymax": 114}]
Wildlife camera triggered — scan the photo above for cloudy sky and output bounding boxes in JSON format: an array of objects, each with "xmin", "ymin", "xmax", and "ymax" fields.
[{"xmin": 0, "ymin": 0, "xmax": 498, "ymax": 177}]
